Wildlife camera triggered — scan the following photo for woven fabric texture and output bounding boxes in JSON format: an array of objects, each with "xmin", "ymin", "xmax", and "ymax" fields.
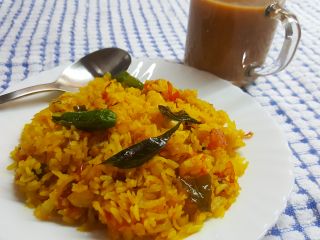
[{"xmin": 0, "ymin": 0, "xmax": 319, "ymax": 239}]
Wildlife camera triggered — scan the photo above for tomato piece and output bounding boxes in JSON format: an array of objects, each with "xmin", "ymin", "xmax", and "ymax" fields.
[
  {"xmin": 207, "ymin": 129, "xmax": 227, "ymax": 150},
  {"xmin": 167, "ymin": 82, "xmax": 180, "ymax": 101}
]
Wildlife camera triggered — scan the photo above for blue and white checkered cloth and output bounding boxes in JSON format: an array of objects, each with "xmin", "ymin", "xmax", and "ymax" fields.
[{"xmin": 0, "ymin": 0, "xmax": 319, "ymax": 239}]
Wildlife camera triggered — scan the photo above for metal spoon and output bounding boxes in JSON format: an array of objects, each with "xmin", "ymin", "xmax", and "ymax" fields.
[{"xmin": 0, "ymin": 47, "xmax": 131, "ymax": 104}]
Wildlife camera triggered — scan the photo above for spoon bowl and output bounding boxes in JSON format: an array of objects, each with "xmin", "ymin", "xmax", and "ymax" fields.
[{"xmin": 0, "ymin": 47, "xmax": 131, "ymax": 104}]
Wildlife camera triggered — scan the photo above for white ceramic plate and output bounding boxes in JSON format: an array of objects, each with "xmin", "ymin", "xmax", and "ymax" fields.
[{"xmin": 0, "ymin": 58, "xmax": 294, "ymax": 240}]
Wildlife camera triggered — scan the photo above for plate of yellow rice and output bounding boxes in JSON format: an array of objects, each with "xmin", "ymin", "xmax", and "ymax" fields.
[{"xmin": 0, "ymin": 58, "xmax": 294, "ymax": 240}]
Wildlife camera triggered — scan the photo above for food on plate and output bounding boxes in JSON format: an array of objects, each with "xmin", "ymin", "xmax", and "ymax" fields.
[
  {"xmin": 102, "ymin": 119, "xmax": 182, "ymax": 169},
  {"xmin": 9, "ymin": 72, "xmax": 249, "ymax": 239}
]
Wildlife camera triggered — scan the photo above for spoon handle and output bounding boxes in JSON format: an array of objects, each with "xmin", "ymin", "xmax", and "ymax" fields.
[{"xmin": 0, "ymin": 82, "xmax": 63, "ymax": 105}]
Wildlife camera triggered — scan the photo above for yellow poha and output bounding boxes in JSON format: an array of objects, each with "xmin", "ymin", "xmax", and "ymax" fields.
[{"xmin": 9, "ymin": 74, "xmax": 248, "ymax": 239}]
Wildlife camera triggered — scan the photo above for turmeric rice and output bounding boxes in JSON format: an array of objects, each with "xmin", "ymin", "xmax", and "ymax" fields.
[{"xmin": 9, "ymin": 74, "xmax": 248, "ymax": 239}]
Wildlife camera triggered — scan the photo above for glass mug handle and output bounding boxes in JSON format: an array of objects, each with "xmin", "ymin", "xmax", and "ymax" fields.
[{"xmin": 247, "ymin": 2, "xmax": 301, "ymax": 77}]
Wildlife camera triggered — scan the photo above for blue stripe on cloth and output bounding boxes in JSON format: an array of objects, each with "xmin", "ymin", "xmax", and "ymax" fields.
[
  {"xmin": 255, "ymin": 89, "xmax": 320, "ymax": 168},
  {"xmin": 127, "ymin": 0, "xmax": 149, "ymax": 57},
  {"xmin": 0, "ymin": 62, "xmax": 42, "ymax": 67},
  {"xmin": 157, "ymin": 0, "xmax": 185, "ymax": 52},
  {"xmin": 267, "ymin": 74, "xmax": 320, "ymax": 143},
  {"xmin": 137, "ymin": 0, "xmax": 163, "ymax": 57},
  {"xmin": 70, "ymin": 0, "xmax": 79, "ymax": 62},
  {"xmin": 0, "ymin": 0, "xmax": 34, "ymax": 91},
  {"xmin": 146, "ymin": 0, "xmax": 179, "ymax": 60},
  {"xmin": 106, "ymin": 0, "xmax": 117, "ymax": 47},
  {"xmin": 117, "ymin": 0, "xmax": 133, "ymax": 55},
  {"xmin": 95, "ymin": 0, "xmax": 103, "ymax": 49},
  {"xmin": 166, "ymin": 0, "xmax": 187, "ymax": 33},
  {"xmin": 39, "ymin": 0, "xmax": 58, "ymax": 71},
  {"xmin": 22, "ymin": 0, "xmax": 48, "ymax": 79},
  {"xmin": 300, "ymin": 63, "xmax": 320, "ymax": 90},
  {"xmin": 0, "ymin": 0, "xmax": 15, "ymax": 29},
  {"xmin": 83, "ymin": 0, "xmax": 90, "ymax": 55},
  {"xmin": 53, "ymin": 0, "xmax": 68, "ymax": 65},
  {"xmin": 284, "ymin": 204, "xmax": 309, "ymax": 239},
  {"xmin": 0, "ymin": 1, "xmax": 24, "ymax": 48},
  {"xmin": 285, "ymin": 70, "xmax": 320, "ymax": 110},
  {"xmin": 174, "ymin": 0, "xmax": 188, "ymax": 17}
]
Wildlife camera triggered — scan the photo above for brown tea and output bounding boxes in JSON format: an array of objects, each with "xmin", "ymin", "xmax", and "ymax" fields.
[{"xmin": 184, "ymin": 0, "xmax": 279, "ymax": 85}]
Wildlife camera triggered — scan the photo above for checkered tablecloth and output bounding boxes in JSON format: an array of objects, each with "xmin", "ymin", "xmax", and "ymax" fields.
[{"xmin": 0, "ymin": 0, "xmax": 319, "ymax": 239}]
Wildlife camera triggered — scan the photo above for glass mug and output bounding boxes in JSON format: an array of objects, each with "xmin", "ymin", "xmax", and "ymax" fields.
[{"xmin": 184, "ymin": 0, "xmax": 301, "ymax": 87}]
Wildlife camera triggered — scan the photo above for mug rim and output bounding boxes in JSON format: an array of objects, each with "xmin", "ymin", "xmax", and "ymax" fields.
[{"xmin": 206, "ymin": 0, "xmax": 285, "ymax": 9}]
